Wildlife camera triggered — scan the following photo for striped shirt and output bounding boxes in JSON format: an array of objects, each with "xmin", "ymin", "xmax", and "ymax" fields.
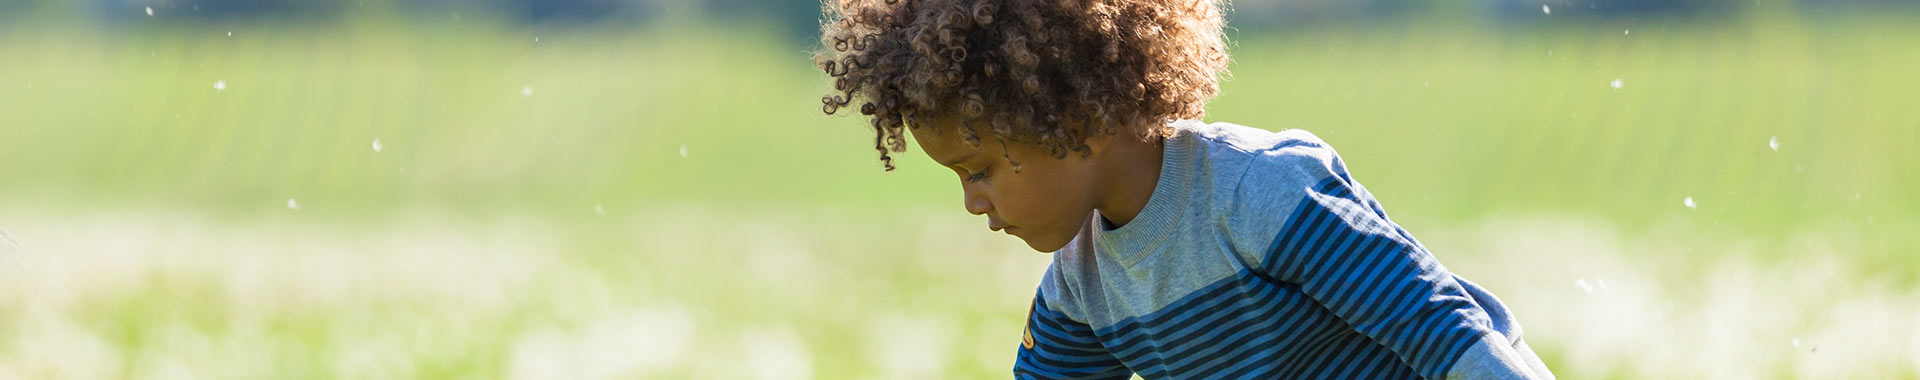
[{"xmin": 1014, "ymin": 121, "xmax": 1552, "ymax": 379}]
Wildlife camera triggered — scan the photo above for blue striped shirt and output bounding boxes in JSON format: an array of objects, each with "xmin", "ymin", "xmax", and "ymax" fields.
[{"xmin": 1014, "ymin": 121, "xmax": 1551, "ymax": 379}]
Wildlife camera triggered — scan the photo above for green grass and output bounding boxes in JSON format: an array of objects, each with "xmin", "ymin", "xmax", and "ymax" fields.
[
  {"xmin": 1, "ymin": 8, "xmax": 1917, "ymax": 379},
  {"xmin": 3, "ymin": 11, "xmax": 1914, "ymax": 229}
]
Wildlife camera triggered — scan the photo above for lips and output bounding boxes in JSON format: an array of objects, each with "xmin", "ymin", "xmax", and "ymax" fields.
[{"xmin": 988, "ymin": 215, "xmax": 1016, "ymax": 235}]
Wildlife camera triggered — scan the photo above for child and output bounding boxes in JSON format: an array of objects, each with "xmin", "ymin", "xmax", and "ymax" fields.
[{"xmin": 815, "ymin": 0, "xmax": 1554, "ymax": 378}]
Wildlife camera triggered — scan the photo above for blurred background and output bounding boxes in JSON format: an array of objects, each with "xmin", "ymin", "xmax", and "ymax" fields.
[{"xmin": 1, "ymin": 0, "xmax": 1917, "ymax": 378}]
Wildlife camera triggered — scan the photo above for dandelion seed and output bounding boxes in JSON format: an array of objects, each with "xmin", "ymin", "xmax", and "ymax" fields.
[
  {"xmin": 1769, "ymin": 136, "xmax": 1779, "ymax": 152},
  {"xmin": 1574, "ymin": 278, "xmax": 1593, "ymax": 294},
  {"xmin": 1610, "ymin": 78, "xmax": 1624, "ymax": 91},
  {"xmin": 213, "ymin": 80, "xmax": 226, "ymax": 93},
  {"xmin": 145, "ymin": 6, "xmax": 154, "ymax": 16},
  {"xmin": 371, "ymin": 138, "xmax": 383, "ymax": 153},
  {"xmin": 0, "ymin": 227, "xmax": 20, "ymax": 256},
  {"xmin": 679, "ymin": 144, "xmax": 689, "ymax": 158},
  {"xmin": 594, "ymin": 204, "xmax": 606, "ymax": 215},
  {"xmin": 1684, "ymin": 197, "xmax": 1697, "ymax": 209},
  {"xmin": 520, "ymin": 86, "xmax": 533, "ymax": 97},
  {"xmin": 1624, "ymin": 29, "xmax": 1630, "ymax": 35},
  {"xmin": 1542, "ymin": 5, "xmax": 1551, "ymax": 14},
  {"xmin": 1793, "ymin": 338, "xmax": 1801, "ymax": 348},
  {"xmin": 287, "ymin": 198, "xmax": 300, "ymax": 211}
]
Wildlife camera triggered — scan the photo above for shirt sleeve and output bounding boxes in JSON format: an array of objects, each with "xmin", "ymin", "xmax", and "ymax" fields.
[
  {"xmin": 1013, "ymin": 263, "xmax": 1133, "ymax": 380},
  {"xmin": 1228, "ymin": 143, "xmax": 1526, "ymax": 379}
]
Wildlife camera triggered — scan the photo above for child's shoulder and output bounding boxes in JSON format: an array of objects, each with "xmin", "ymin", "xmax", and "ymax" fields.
[
  {"xmin": 1178, "ymin": 120, "xmax": 1332, "ymax": 156},
  {"xmin": 1178, "ymin": 121, "xmax": 1359, "ymax": 252},
  {"xmin": 1175, "ymin": 120, "xmax": 1346, "ymax": 197}
]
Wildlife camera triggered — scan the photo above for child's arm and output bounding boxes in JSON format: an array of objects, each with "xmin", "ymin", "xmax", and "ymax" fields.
[
  {"xmin": 1014, "ymin": 265, "xmax": 1132, "ymax": 380},
  {"xmin": 1231, "ymin": 148, "xmax": 1544, "ymax": 379}
]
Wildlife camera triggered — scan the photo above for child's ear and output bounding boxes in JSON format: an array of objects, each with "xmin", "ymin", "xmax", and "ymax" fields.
[{"xmin": 1081, "ymin": 131, "xmax": 1114, "ymax": 159}]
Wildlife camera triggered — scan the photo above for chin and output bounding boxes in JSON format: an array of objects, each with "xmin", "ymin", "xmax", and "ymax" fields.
[{"xmin": 1018, "ymin": 234, "xmax": 1073, "ymax": 253}]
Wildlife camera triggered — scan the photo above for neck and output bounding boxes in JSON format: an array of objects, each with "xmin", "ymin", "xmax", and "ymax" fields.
[{"xmin": 1095, "ymin": 134, "xmax": 1166, "ymax": 229}]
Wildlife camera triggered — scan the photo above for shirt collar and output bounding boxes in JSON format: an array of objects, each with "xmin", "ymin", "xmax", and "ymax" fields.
[{"xmin": 1094, "ymin": 120, "xmax": 1198, "ymax": 267}]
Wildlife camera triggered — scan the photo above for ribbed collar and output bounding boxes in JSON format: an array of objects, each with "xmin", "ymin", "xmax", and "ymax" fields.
[{"xmin": 1094, "ymin": 121, "xmax": 1197, "ymax": 268}]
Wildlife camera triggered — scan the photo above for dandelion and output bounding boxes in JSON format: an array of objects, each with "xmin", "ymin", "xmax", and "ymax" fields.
[{"xmin": 740, "ymin": 327, "xmax": 813, "ymax": 380}]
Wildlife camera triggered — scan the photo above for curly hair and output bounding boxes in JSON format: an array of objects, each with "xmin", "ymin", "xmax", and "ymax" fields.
[{"xmin": 815, "ymin": 0, "xmax": 1229, "ymax": 171}]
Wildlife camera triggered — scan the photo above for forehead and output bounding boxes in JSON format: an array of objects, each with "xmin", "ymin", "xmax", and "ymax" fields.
[{"xmin": 909, "ymin": 118, "xmax": 986, "ymax": 166}]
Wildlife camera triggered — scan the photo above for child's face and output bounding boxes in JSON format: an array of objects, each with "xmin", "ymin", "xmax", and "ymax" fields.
[{"xmin": 910, "ymin": 119, "xmax": 1106, "ymax": 253}]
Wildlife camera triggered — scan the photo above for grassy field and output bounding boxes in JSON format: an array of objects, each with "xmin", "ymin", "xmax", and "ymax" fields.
[{"xmin": 1, "ymin": 7, "xmax": 1917, "ymax": 379}]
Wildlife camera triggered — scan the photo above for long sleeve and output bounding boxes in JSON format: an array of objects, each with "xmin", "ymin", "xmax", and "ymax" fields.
[
  {"xmin": 1230, "ymin": 145, "xmax": 1538, "ymax": 379},
  {"xmin": 1014, "ymin": 264, "xmax": 1132, "ymax": 380}
]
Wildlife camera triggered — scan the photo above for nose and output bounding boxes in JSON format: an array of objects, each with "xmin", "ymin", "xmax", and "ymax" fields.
[{"xmin": 962, "ymin": 185, "xmax": 992, "ymax": 216}]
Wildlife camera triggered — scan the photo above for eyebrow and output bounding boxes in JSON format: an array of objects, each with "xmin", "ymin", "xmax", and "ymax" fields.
[{"xmin": 938, "ymin": 151, "xmax": 978, "ymax": 168}]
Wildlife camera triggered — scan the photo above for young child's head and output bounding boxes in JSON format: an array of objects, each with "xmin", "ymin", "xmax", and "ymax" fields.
[{"xmin": 816, "ymin": 0, "xmax": 1229, "ymax": 250}]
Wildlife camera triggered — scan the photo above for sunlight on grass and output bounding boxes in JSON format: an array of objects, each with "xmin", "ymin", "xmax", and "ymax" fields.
[{"xmin": 1, "ymin": 210, "xmax": 1915, "ymax": 378}]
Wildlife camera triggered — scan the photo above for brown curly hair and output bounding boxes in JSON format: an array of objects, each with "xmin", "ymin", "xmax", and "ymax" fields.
[{"xmin": 815, "ymin": 0, "xmax": 1229, "ymax": 171}]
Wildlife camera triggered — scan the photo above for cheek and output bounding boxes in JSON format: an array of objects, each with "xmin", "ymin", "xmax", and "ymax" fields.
[{"xmin": 998, "ymin": 172, "xmax": 1090, "ymax": 223}]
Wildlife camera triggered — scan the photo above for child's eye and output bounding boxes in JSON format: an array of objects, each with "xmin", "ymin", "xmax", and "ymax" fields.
[{"xmin": 965, "ymin": 169, "xmax": 990, "ymax": 183}]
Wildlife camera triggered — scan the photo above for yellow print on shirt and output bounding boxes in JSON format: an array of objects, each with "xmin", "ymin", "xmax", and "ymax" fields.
[{"xmin": 1023, "ymin": 325, "xmax": 1036, "ymax": 349}]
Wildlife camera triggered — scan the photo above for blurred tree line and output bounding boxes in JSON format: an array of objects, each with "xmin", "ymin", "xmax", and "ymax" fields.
[{"xmin": 6, "ymin": 0, "xmax": 1914, "ymax": 30}]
